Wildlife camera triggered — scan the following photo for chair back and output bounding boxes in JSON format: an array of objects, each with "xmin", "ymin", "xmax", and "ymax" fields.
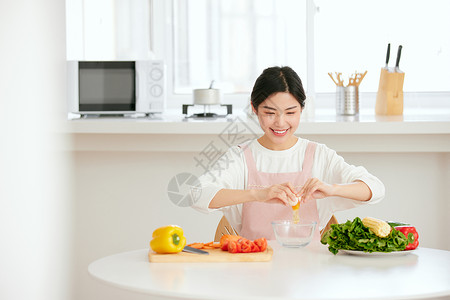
[
  {"xmin": 320, "ymin": 215, "xmax": 338, "ymax": 237},
  {"xmin": 214, "ymin": 216, "xmax": 238, "ymax": 242}
]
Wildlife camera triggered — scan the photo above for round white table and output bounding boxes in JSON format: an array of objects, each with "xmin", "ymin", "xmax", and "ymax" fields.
[{"xmin": 88, "ymin": 242, "xmax": 450, "ymax": 300}]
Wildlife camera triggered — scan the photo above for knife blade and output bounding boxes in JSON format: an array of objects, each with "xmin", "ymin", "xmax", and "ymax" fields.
[
  {"xmin": 183, "ymin": 246, "xmax": 209, "ymax": 255},
  {"xmin": 395, "ymin": 45, "xmax": 403, "ymax": 72},
  {"xmin": 385, "ymin": 43, "xmax": 391, "ymax": 69}
]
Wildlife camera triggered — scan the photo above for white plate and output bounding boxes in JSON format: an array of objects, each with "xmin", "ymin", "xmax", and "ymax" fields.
[{"xmin": 340, "ymin": 249, "xmax": 414, "ymax": 257}]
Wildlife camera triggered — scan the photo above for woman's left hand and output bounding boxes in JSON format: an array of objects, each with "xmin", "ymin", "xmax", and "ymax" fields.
[{"xmin": 297, "ymin": 178, "xmax": 335, "ymax": 203}]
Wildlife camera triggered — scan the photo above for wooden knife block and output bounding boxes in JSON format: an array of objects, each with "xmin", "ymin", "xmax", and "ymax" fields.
[{"xmin": 375, "ymin": 68, "xmax": 405, "ymax": 115}]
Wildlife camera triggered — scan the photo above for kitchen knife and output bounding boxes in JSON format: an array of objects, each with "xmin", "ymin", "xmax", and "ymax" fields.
[
  {"xmin": 183, "ymin": 246, "xmax": 209, "ymax": 255},
  {"xmin": 385, "ymin": 43, "xmax": 391, "ymax": 69},
  {"xmin": 395, "ymin": 45, "xmax": 403, "ymax": 72}
]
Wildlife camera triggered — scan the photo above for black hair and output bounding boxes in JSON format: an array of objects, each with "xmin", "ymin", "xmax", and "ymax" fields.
[{"xmin": 250, "ymin": 66, "xmax": 306, "ymax": 110}]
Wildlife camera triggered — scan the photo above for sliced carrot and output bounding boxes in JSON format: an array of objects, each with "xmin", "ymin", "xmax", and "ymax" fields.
[
  {"xmin": 187, "ymin": 243, "xmax": 204, "ymax": 249},
  {"xmin": 187, "ymin": 241, "xmax": 227, "ymax": 250}
]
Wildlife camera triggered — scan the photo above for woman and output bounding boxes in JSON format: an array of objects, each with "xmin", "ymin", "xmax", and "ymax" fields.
[{"xmin": 192, "ymin": 66, "xmax": 385, "ymax": 240}]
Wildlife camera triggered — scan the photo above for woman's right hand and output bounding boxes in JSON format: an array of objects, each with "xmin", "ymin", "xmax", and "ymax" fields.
[{"xmin": 252, "ymin": 182, "xmax": 299, "ymax": 207}]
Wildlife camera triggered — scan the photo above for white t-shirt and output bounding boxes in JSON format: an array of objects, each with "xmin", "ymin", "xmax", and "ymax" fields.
[{"xmin": 191, "ymin": 138, "xmax": 385, "ymax": 232}]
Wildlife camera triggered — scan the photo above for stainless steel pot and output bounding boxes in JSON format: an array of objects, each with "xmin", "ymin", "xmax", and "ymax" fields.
[{"xmin": 193, "ymin": 88, "xmax": 221, "ymax": 105}]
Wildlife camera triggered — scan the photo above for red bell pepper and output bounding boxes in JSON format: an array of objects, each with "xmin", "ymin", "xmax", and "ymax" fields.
[{"xmin": 395, "ymin": 226, "xmax": 419, "ymax": 250}]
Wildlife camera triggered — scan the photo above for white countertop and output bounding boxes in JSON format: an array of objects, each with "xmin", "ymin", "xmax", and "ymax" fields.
[
  {"xmin": 67, "ymin": 108, "xmax": 450, "ymax": 135},
  {"xmin": 64, "ymin": 107, "xmax": 450, "ymax": 152},
  {"xmin": 88, "ymin": 242, "xmax": 450, "ymax": 300}
]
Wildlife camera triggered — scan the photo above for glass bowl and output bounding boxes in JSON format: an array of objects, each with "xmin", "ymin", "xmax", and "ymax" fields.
[{"xmin": 272, "ymin": 220, "xmax": 317, "ymax": 248}]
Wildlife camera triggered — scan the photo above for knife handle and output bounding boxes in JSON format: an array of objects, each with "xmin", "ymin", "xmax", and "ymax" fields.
[
  {"xmin": 395, "ymin": 45, "xmax": 403, "ymax": 68},
  {"xmin": 385, "ymin": 43, "xmax": 391, "ymax": 66}
]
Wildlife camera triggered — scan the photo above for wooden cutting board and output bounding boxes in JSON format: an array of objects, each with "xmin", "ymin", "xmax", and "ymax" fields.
[{"xmin": 148, "ymin": 246, "xmax": 273, "ymax": 263}]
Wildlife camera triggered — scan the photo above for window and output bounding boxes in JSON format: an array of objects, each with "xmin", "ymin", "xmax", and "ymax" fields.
[
  {"xmin": 66, "ymin": 0, "xmax": 450, "ymax": 107},
  {"xmin": 164, "ymin": 0, "xmax": 450, "ymax": 102},
  {"xmin": 315, "ymin": 0, "xmax": 450, "ymax": 93},
  {"xmin": 171, "ymin": 0, "xmax": 307, "ymax": 94}
]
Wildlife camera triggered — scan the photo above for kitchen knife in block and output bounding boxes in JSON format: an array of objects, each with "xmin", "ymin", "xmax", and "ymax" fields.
[{"xmin": 375, "ymin": 68, "xmax": 405, "ymax": 115}]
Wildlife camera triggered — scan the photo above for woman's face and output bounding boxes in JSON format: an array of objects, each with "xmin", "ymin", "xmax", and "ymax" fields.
[{"xmin": 253, "ymin": 92, "xmax": 302, "ymax": 150}]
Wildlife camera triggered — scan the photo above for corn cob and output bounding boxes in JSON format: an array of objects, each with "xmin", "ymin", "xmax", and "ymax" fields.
[{"xmin": 362, "ymin": 217, "xmax": 391, "ymax": 238}]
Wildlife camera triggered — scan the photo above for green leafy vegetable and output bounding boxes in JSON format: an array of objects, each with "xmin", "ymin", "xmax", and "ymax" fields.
[{"xmin": 321, "ymin": 217, "xmax": 413, "ymax": 255}]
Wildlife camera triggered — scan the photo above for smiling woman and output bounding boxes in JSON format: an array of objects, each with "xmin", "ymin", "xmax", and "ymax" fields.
[
  {"xmin": 255, "ymin": 93, "xmax": 302, "ymax": 150},
  {"xmin": 191, "ymin": 66, "xmax": 384, "ymax": 242},
  {"xmin": 250, "ymin": 66, "xmax": 305, "ymax": 151}
]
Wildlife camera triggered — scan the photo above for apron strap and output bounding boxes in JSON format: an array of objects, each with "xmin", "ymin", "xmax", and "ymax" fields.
[
  {"xmin": 302, "ymin": 142, "xmax": 317, "ymax": 177},
  {"xmin": 239, "ymin": 143, "xmax": 257, "ymax": 174}
]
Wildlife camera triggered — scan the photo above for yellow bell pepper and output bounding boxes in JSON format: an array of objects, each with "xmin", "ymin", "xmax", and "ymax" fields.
[{"xmin": 150, "ymin": 225, "xmax": 186, "ymax": 254}]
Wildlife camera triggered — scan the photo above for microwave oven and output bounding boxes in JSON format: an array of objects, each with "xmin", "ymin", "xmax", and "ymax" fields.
[{"xmin": 67, "ymin": 60, "xmax": 165, "ymax": 116}]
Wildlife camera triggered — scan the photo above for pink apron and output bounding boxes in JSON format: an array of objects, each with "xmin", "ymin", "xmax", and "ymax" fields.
[{"xmin": 239, "ymin": 141, "xmax": 320, "ymax": 241}]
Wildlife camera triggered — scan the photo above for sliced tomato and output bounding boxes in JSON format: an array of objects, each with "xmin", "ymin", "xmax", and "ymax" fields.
[
  {"xmin": 250, "ymin": 241, "xmax": 260, "ymax": 252},
  {"xmin": 220, "ymin": 234, "xmax": 242, "ymax": 251},
  {"xmin": 228, "ymin": 240, "xmax": 241, "ymax": 253},
  {"xmin": 239, "ymin": 238, "xmax": 252, "ymax": 253},
  {"xmin": 254, "ymin": 238, "xmax": 267, "ymax": 252},
  {"xmin": 221, "ymin": 240, "xmax": 229, "ymax": 251}
]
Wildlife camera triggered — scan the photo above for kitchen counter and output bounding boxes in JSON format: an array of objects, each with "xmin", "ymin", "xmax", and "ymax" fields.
[
  {"xmin": 67, "ymin": 108, "xmax": 450, "ymax": 134},
  {"xmin": 66, "ymin": 108, "xmax": 450, "ymax": 152}
]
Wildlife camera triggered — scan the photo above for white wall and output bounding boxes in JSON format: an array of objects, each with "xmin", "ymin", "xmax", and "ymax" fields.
[
  {"xmin": 0, "ymin": 1, "xmax": 72, "ymax": 300},
  {"xmin": 72, "ymin": 148, "xmax": 449, "ymax": 300},
  {"xmin": 73, "ymin": 151, "xmax": 221, "ymax": 300}
]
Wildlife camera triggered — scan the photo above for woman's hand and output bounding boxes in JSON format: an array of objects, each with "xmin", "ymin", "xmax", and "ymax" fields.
[
  {"xmin": 252, "ymin": 182, "xmax": 299, "ymax": 206},
  {"xmin": 297, "ymin": 178, "xmax": 335, "ymax": 203},
  {"xmin": 297, "ymin": 178, "xmax": 372, "ymax": 203}
]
